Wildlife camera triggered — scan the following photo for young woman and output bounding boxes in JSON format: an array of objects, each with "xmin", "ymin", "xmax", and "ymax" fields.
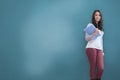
[{"xmin": 85, "ymin": 10, "xmax": 104, "ymax": 80}]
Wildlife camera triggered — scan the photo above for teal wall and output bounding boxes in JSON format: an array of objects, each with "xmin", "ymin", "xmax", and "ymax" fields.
[{"xmin": 0, "ymin": 0, "xmax": 120, "ymax": 80}]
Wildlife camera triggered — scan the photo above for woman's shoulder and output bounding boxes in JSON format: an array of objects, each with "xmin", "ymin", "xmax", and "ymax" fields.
[{"xmin": 100, "ymin": 30, "xmax": 104, "ymax": 33}]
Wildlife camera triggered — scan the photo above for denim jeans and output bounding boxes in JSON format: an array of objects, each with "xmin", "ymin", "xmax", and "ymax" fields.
[{"xmin": 86, "ymin": 48, "xmax": 104, "ymax": 79}]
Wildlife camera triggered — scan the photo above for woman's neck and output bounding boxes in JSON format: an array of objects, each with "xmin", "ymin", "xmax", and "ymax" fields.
[
  {"xmin": 96, "ymin": 21, "xmax": 98, "ymax": 24},
  {"xmin": 95, "ymin": 22, "xmax": 98, "ymax": 28}
]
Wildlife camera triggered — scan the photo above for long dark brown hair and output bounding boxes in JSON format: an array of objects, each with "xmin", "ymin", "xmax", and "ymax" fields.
[{"xmin": 92, "ymin": 10, "xmax": 104, "ymax": 31}]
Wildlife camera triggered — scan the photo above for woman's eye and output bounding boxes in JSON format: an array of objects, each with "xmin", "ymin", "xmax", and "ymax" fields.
[{"xmin": 95, "ymin": 15, "xmax": 100, "ymax": 17}]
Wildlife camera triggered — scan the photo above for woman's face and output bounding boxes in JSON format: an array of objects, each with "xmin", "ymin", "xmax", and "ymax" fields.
[{"xmin": 94, "ymin": 12, "xmax": 101, "ymax": 23}]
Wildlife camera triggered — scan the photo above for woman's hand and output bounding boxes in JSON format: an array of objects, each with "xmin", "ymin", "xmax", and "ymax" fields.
[{"xmin": 94, "ymin": 28, "xmax": 99, "ymax": 35}]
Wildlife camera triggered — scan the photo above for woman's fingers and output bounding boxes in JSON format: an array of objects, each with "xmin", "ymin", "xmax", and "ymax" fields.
[{"xmin": 94, "ymin": 28, "xmax": 99, "ymax": 35}]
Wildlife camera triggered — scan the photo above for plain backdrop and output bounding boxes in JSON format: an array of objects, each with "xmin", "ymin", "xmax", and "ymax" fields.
[{"xmin": 0, "ymin": 0, "xmax": 120, "ymax": 80}]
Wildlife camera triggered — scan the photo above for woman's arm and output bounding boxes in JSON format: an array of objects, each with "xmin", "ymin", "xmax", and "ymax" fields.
[
  {"xmin": 85, "ymin": 32, "xmax": 95, "ymax": 41},
  {"xmin": 85, "ymin": 28, "xmax": 99, "ymax": 41},
  {"xmin": 98, "ymin": 29, "xmax": 104, "ymax": 37}
]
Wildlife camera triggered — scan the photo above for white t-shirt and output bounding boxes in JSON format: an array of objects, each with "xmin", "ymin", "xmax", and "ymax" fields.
[{"xmin": 85, "ymin": 27, "xmax": 104, "ymax": 55}]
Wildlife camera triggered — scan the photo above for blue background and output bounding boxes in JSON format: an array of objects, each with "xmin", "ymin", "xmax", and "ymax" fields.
[{"xmin": 0, "ymin": 0, "xmax": 120, "ymax": 80}]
